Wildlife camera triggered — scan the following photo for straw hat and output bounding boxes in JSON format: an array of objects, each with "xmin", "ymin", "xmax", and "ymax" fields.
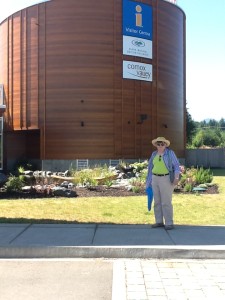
[{"xmin": 152, "ymin": 137, "xmax": 170, "ymax": 147}]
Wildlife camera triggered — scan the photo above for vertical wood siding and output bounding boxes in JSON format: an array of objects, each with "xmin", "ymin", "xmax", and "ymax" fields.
[{"xmin": 0, "ymin": 0, "xmax": 186, "ymax": 160}]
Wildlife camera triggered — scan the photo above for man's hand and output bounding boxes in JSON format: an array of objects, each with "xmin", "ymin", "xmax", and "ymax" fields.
[{"xmin": 173, "ymin": 177, "xmax": 179, "ymax": 186}]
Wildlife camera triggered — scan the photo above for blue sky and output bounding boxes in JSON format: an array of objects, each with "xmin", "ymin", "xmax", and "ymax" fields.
[
  {"xmin": 0, "ymin": 0, "xmax": 225, "ymax": 122},
  {"xmin": 177, "ymin": 0, "xmax": 225, "ymax": 121},
  {"xmin": 178, "ymin": 0, "xmax": 225, "ymax": 121}
]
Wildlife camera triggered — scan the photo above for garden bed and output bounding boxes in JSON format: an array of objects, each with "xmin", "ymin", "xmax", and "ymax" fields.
[{"xmin": 0, "ymin": 184, "xmax": 218, "ymax": 199}]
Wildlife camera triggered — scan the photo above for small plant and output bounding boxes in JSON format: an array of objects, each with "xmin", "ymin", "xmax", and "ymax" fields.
[
  {"xmin": 83, "ymin": 171, "xmax": 98, "ymax": 188},
  {"xmin": 195, "ymin": 167, "xmax": 213, "ymax": 184},
  {"xmin": 139, "ymin": 168, "xmax": 148, "ymax": 182},
  {"xmin": 178, "ymin": 166, "xmax": 214, "ymax": 193},
  {"xmin": 17, "ymin": 165, "xmax": 26, "ymax": 183},
  {"xmin": 130, "ymin": 161, "xmax": 148, "ymax": 173},
  {"xmin": 129, "ymin": 177, "xmax": 144, "ymax": 193},
  {"xmin": 118, "ymin": 160, "xmax": 127, "ymax": 168},
  {"xmin": 183, "ymin": 183, "xmax": 193, "ymax": 192},
  {"xmin": 18, "ymin": 166, "xmax": 25, "ymax": 174},
  {"xmin": 104, "ymin": 179, "xmax": 113, "ymax": 188},
  {"xmin": 85, "ymin": 177, "xmax": 98, "ymax": 189},
  {"xmin": 72, "ymin": 166, "xmax": 116, "ymax": 187},
  {"xmin": 4, "ymin": 174, "xmax": 24, "ymax": 192},
  {"xmin": 131, "ymin": 186, "xmax": 141, "ymax": 193}
]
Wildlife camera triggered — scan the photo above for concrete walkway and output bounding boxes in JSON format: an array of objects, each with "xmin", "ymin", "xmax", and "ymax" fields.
[
  {"xmin": 1, "ymin": 223, "xmax": 225, "ymax": 299},
  {"xmin": 0, "ymin": 223, "xmax": 225, "ymax": 259}
]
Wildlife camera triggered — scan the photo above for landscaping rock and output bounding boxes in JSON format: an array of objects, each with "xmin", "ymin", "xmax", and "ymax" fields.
[{"xmin": 51, "ymin": 186, "xmax": 77, "ymax": 197}]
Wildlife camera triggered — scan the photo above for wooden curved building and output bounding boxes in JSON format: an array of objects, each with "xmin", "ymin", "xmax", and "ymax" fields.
[{"xmin": 0, "ymin": 0, "xmax": 186, "ymax": 170}]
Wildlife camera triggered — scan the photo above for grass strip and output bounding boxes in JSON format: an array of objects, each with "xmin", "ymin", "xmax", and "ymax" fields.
[{"xmin": 0, "ymin": 175, "xmax": 224, "ymax": 225}]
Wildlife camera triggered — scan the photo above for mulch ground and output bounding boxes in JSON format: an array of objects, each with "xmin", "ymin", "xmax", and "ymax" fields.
[
  {"xmin": 0, "ymin": 186, "xmax": 146, "ymax": 199},
  {"xmin": 75, "ymin": 186, "xmax": 146, "ymax": 197},
  {"xmin": 0, "ymin": 184, "xmax": 219, "ymax": 199},
  {"xmin": 174, "ymin": 184, "xmax": 219, "ymax": 195}
]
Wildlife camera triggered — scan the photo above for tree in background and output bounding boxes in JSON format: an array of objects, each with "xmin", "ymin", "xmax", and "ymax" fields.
[
  {"xmin": 219, "ymin": 118, "xmax": 225, "ymax": 130},
  {"xmin": 192, "ymin": 128, "xmax": 224, "ymax": 148},
  {"xmin": 186, "ymin": 108, "xmax": 197, "ymax": 144},
  {"xmin": 207, "ymin": 119, "xmax": 218, "ymax": 128},
  {"xmin": 186, "ymin": 110, "xmax": 225, "ymax": 148}
]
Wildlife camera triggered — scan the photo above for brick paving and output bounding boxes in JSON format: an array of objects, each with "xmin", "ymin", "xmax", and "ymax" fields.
[{"xmin": 113, "ymin": 259, "xmax": 225, "ymax": 300}]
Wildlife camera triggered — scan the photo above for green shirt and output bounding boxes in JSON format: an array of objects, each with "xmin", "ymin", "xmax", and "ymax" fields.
[{"xmin": 152, "ymin": 155, "xmax": 169, "ymax": 174}]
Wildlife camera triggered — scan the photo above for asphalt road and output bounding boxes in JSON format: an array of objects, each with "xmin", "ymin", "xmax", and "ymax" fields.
[
  {"xmin": 2, "ymin": 258, "xmax": 225, "ymax": 299},
  {"xmin": 0, "ymin": 258, "xmax": 113, "ymax": 300}
]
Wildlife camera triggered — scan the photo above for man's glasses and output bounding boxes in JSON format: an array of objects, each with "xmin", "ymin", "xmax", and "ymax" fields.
[{"xmin": 156, "ymin": 142, "xmax": 165, "ymax": 146}]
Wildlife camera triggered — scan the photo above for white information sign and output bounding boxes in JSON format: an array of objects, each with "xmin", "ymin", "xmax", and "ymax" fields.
[
  {"xmin": 123, "ymin": 61, "xmax": 152, "ymax": 82},
  {"xmin": 123, "ymin": 36, "xmax": 152, "ymax": 59}
]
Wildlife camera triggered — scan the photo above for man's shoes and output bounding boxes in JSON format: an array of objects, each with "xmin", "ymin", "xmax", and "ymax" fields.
[
  {"xmin": 152, "ymin": 223, "xmax": 164, "ymax": 228},
  {"xmin": 165, "ymin": 225, "xmax": 174, "ymax": 230}
]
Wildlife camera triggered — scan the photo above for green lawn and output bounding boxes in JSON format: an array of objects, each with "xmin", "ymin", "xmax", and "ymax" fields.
[{"xmin": 0, "ymin": 171, "xmax": 224, "ymax": 225}]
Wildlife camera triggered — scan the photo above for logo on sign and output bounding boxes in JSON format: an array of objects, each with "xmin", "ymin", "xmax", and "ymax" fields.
[
  {"xmin": 135, "ymin": 5, "xmax": 142, "ymax": 27},
  {"xmin": 127, "ymin": 63, "xmax": 151, "ymax": 80},
  {"xmin": 123, "ymin": 0, "xmax": 152, "ymax": 40},
  {"xmin": 132, "ymin": 39, "xmax": 145, "ymax": 47},
  {"xmin": 123, "ymin": 61, "xmax": 152, "ymax": 82}
]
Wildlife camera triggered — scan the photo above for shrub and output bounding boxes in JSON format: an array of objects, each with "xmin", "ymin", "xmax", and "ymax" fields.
[
  {"xmin": 130, "ymin": 161, "xmax": 148, "ymax": 173},
  {"xmin": 139, "ymin": 168, "xmax": 148, "ymax": 182},
  {"xmin": 131, "ymin": 186, "xmax": 141, "ymax": 193},
  {"xmin": 178, "ymin": 166, "xmax": 213, "ymax": 191},
  {"xmin": 195, "ymin": 167, "xmax": 213, "ymax": 184},
  {"xmin": 5, "ymin": 175, "xmax": 24, "ymax": 192},
  {"xmin": 72, "ymin": 169, "xmax": 98, "ymax": 187},
  {"xmin": 71, "ymin": 165, "xmax": 116, "ymax": 187},
  {"xmin": 192, "ymin": 128, "xmax": 223, "ymax": 148},
  {"xmin": 129, "ymin": 177, "xmax": 145, "ymax": 193},
  {"xmin": 104, "ymin": 179, "xmax": 113, "ymax": 188},
  {"xmin": 183, "ymin": 183, "xmax": 193, "ymax": 192}
]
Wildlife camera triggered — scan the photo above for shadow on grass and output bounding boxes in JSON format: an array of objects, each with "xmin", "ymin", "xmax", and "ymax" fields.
[{"xmin": 0, "ymin": 218, "xmax": 118, "ymax": 224}]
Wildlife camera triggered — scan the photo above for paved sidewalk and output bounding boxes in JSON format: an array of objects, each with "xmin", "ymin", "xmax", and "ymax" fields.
[
  {"xmin": 112, "ymin": 259, "xmax": 225, "ymax": 300},
  {"xmin": 0, "ymin": 223, "xmax": 225, "ymax": 259},
  {"xmin": 1, "ymin": 223, "xmax": 225, "ymax": 299}
]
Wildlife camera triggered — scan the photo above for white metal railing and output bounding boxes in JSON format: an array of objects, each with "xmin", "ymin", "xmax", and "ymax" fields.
[
  {"xmin": 76, "ymin": 159, "xmax": 89, "ymax": 170},
  {"xmin": 109, "ymin": 159, "xmax": 120, "ymax": 167}
]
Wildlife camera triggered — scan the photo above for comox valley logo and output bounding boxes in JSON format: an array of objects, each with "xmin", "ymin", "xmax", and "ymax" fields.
[
  {"xmin": 123, "ymin": 61, "xmax": 152, "ymax": 82},
  {"xmin": 132, "ymin": 39, "xmax": 145, "ymax": 47},
  {"xmin": 128, "ymin": 66, "xmax": 151, "ymax": 80}
]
